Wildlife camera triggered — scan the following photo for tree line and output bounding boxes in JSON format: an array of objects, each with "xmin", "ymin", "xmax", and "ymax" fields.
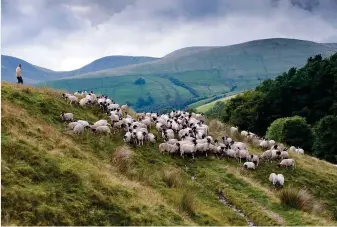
[{"xmin": 205, "ymin": 53, "xmax": 337, "ymax": 163}]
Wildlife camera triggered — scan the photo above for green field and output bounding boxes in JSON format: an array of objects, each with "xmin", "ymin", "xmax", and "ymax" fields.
[
  {"xmin": 42, "ymin": 38, "xmax": 337, "ymax": 111},
  {"xmin": 196, "ymin": 94, "xmax": 238, "ymax": 113},
  {"xmin": 2, "ymin": 82, "xmax": 337, "ymax": 225}
]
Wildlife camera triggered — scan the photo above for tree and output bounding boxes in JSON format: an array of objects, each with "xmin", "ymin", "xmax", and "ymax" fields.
[
  {"xmin": 312, "ymin": 115, "xmax": 337, "ymax": 163},
  {"xmin": 266, "ymin": 116, "xmax": 313, "ymax": 151},
  {"xmin": 134, "ymin": 78, "xmax": 146, "ymax": 85}
]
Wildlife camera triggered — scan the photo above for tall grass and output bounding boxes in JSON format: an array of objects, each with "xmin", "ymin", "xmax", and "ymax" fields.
[
  {"xmin": 279, "ymin": 188, "xmax": 316, "ymax": 212},
  {"xmin": 180, "ymin": 191, "xmax": 196, "ymax": 215},
  {"xmin": 163, "ymin": 168, "xmax": 184, "ymax": 188}
]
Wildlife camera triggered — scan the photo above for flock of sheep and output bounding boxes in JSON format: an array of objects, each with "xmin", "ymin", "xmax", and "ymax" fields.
[{"xmin": 60, "ymin": 90, "xmax": 303, "ymax": 188}]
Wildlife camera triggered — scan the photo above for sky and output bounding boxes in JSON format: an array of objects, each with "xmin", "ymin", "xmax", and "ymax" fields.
[{"xmin": 2, "ymin": 0, "xmax": 337, "ymax": 71}]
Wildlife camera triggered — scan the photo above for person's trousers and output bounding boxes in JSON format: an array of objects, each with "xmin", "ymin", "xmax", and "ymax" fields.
[{"xmin": 17, "ymin": 77, "xmax": 23, "ymax": 84}]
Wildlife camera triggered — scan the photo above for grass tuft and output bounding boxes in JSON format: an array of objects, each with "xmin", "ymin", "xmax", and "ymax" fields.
[
  {"xmin": 163, "ymin": 168, "xmax": 184, "ymax": 188},
  {"xmin": 180, "ymin": 191, "xmax": 196, "ymax": 215},
  {"xmin": 279, "ymin": 188, "xmax": 316, "ymax": 212},
  {"xmin": 111, "ymin": 145, "xmax": 133, "ymax": 173}
]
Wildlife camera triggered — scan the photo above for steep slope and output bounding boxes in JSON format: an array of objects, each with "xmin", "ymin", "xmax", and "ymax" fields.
[
  {"xmin": 2, "ymin": 82, "xmax": 337, "ymax": 226},
  {"xmin": 43, "ymin": 38, "xmax": 337, "ymax": 112},
  {"xmin": 1, "ymin": 55, "xmax": 158, "ymax": 84}
]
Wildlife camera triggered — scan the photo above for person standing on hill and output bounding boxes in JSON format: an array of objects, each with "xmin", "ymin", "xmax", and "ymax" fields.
[{"xmin": 16, "ymin": 64, "xmax": 23, "ymax": 84}]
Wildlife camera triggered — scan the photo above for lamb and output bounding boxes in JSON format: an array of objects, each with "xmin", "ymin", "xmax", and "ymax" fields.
[
  {"xmin": 92, "ymin": 125, "xmax": 111, "ymax": 135},
  {"xmin": 278, "ymin": 158, "xmax": 296, "ymax": 169},
  {"xmin": 269, "ymin": 173, "xmax": 277, "ymax": 185},
  {"xmin": 60, "ymin": 112, "xmax": 74, "ymax": 122},
  {"xmin": 243, "ymin": 162, "xmax": 256, "ymax": 169}
]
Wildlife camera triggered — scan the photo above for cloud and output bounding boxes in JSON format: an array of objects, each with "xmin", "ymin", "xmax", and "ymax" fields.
[{"xmin": 2, "ymin": 0, "xmax": 337, "ymax": 71}]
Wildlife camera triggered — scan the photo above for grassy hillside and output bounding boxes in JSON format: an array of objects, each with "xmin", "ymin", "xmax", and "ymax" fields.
[
  {"xmin": 195, "ymin": 94, "xmax": 238, "ymax": 113},
  {"xmin": 1, "ymin": 55, "xmax": 157, "ymax": 84},
  {"xmin": 43, "ymin": 38, "xmax": 337, "ymax": 111},
  {"xmin": 2, "ymin": 82, "xmax": 337, "ymax": 226}
]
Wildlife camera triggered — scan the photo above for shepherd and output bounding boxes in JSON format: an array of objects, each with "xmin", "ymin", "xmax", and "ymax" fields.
[{"xmin": 16, "ymin": 64, "xmax": 23, "ymax": 84}]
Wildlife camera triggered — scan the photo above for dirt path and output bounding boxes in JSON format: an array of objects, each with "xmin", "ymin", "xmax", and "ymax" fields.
[{"xmin": 218, "ymin": 191, "xmax": 256, "ymax": 227}]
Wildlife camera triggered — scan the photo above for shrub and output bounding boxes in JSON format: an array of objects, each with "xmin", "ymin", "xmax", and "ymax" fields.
[
  {"xmin": 134, "ymin": 78, "xmax": 145, "ymax": 85},
  {"xmin": 279, "ymin": 188, "xmax": 315, "ymax": 212},
  {"xmin": 266, "ymin": 116, "xmax": 313, "ymax": 151},
  {"xmin": 312, "ymin": 115, "xmax": 337, "ymax": 163}
]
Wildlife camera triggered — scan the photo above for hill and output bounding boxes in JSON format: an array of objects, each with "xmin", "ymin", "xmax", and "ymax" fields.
[
  {"xmin": 194, "ymin": 94, "xmax": 238, "ymax": 113},
  {"xmin": 205, "ymin": 53, "xmax": 337, "ymax": 163},
  {"xmin": 42, "ymin": 38, "xmax": 337, "ymax": 112},
  {"xmin": 1, "ymin": 55, "xmax": 158, "ymax": 84},
  {"xmin": 2, "ymin": 82, "xmax": 337, "ymax": 226}
]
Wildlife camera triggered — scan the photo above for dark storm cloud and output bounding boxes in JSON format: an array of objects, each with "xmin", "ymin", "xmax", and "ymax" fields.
[{"xmin": 2, "ymin": 0, "xmax": 337, "ymax": 70}]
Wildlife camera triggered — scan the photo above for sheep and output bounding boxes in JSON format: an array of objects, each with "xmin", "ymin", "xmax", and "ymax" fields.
[
  {"xmin": 60, "ymin": 112, "xmax": 74, "ymax": 122},
  {"xmin": 241, "ymin": 130, "xmax": 248, "ymax": 137},
  {"xmin": 289, "ymin": 146, "xmax": 296, "ymax": 153},
  {"xmin": 92, "ymin": 125, "xmax": 111, "ymax": 135},
  {"xmin": 66, "ymin": 122, "xmax": 79, "ymax": 130},
  {"xmin": 79, "ymin": 97, "xmax": 91, "ymax": 106},
  {"xmin": 66, "ymin": 95, "xmax": 78, "ymax": 105},
  {"xmin": 166, "ymin": 138, "xmax": 179, "ymax": 145},
  {"xmin": 248, "ymin": 154, "xmax": 259, "ymax": 166},
  {"xmin": 278, "ymin": 158, "xmax": 296, "ymax": 169},
  {"xmin": 121, "ymin": 104, "xmax": 129, "ymax": 112},
  {"xmin": 237, "ymin": 149, "xmax": 249, "ymax": 163},
  {"xmin": 147, "ymin": 133, "xmax": 157, "ymax": 144},
  {"xmin": 243, "ymin": 162, "xmax": 256, "ymax": 169},
  {"xmin": 230, "ymin": 141, "xmax": 247, "ymax": 151},
  {"xmin": 269, "ymin": 173, "xmax": 277, "ymax": 185},
  {"xmin": 280, "ymin": 151, "xmax": 289, "ymax": 160},
  {"xmin": 77, "ymin": 120, "xmax": 89, "ymax": 127},
  {"xmin": 296, "ymin": 148, "xmax": 304, "ymax": 154},
  {"xmin": 276, "ymin": 174, "xmax": 285, "ymax": 187},
  {"xmin": 269, "ymin": 140, "xmax": 276, "ymax": 147},
  {"xmin": 159, "ymin": 143, "xmax": 179, "ymax": 155},
  {"xmin": 196, "ymin": 142, "xmax": 209, "ymax": 157},
  {"xmin": 259, "ymin": 140, "xmax": 269, "ymax": 149},
  {"xmin": 135, "ymin": 131, "xmax": 147, "ymax": 146},
  {"xmin": 180, "ymin": 142, "xmax": 197, "ymax": 159},
  {"xmin": 73, "ymin": 123, "xmax": 86, "ymax": 134},
  {"xmin": 230, "ymin": 126, "xmax": 238, "ymax": 134},
  {"xmin": 93, "ymin": 119, "xmax": 109, "ymax": 127}
]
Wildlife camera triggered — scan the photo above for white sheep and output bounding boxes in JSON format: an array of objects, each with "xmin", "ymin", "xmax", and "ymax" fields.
[
  {"xmin": 280, "ymin": 151, "xmax": 289, "ymax": 160},
  {"xmin": 269, "ymin": 140, "xmax": 276, "ymax": 147},
  {"xmin": 237, "ymin": 149, "xmax": 249, "ymax": 163},
  {"xmin": 248, "ymin": 154, "xmax": 259, "ymax": 166},
  {"xmin": 296, "ymin": 148, "xmax": 304, "ymax": 154},
  {"xmin": 259, "ymin": 140, "xmax": 269, "ymax": 149},
  {"xmin": 230, "ymin": 126, "xmax": 238, "ymax": 134},
  {"xmin": 241, "ymin": 130, "xmax": 248, "ymax": 137},
  {"xmin": 243, "ymin": 162, "xmax": 256, "ymax": 169},
  {"xmin": 66, "ymin": 122, "xmax": 79, "ymax": 130},
  {"xmin": 123, "ymin": 131, "xmax": 132, "ymax": 143},
  {"xmin": 73, "ymin": 123, "xmax": 85, "ymax": 134},
  {"xmin": 269, "ymin": 173, "xmax": 277, "ymax": 185},
  {"xmin": 180, "ymin": 143, "xmax": 197, "ymax": 159},
  {"xmin": 147, "ymin": 133, "xmax": 157, "ymax": 144},
  {"xmin": 92, "ymin": 126, "xmax": 111, "ymax": 135},
  {"xmin": 77, "ymin": 120, "xmax": 89, "ymax": 127},
  {"xmin": 159, "ymin": 143, "xmax": 179, "ymax": 154},
  {"xmin": 289, "ymin": 146, "xmax": 296, "ymax": 153},
  {"xmin": 66, "ymin": 95, "xmax": 78, "ymax": 105},
  {"xmin": 278, "ymin": 158, "xmax": 296, "ymax": 169},
  {"xmin": 60, "ymin": 112, "xmax": 74, "ymax": 122},
  {"xmin": 276, "ymin": 174, "xmax": 285, "ymax": 187},
  {"xmin": 79, "ymin": 97, "xmax": 90, "ymax": 106}
]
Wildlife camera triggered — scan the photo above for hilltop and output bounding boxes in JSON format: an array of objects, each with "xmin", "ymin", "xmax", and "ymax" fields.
[
  {"xmin": 2, "ymin": 82, "xmax": 337, "ymax": 226},
  {"xmin": 1, "ymin": 55, "xmax": 158, "ymax": 84},
  {"xmin": 42, "ymin": 38, "xmax": 337, "ymax": 112}
]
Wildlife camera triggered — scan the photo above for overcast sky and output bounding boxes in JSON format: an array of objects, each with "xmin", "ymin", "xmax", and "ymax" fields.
[{"xmin": 2, "ymin": 0, "xmax": 337, "ymax": 71}]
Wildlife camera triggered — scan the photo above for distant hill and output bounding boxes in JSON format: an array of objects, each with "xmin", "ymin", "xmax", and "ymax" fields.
[
  {"xmin": 1, "ymin": 55, "xmax": 158, "ymax": 84},
  {"xmin": 43, "ymin": 38, "xmax": 337, "ymax": 112}
]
